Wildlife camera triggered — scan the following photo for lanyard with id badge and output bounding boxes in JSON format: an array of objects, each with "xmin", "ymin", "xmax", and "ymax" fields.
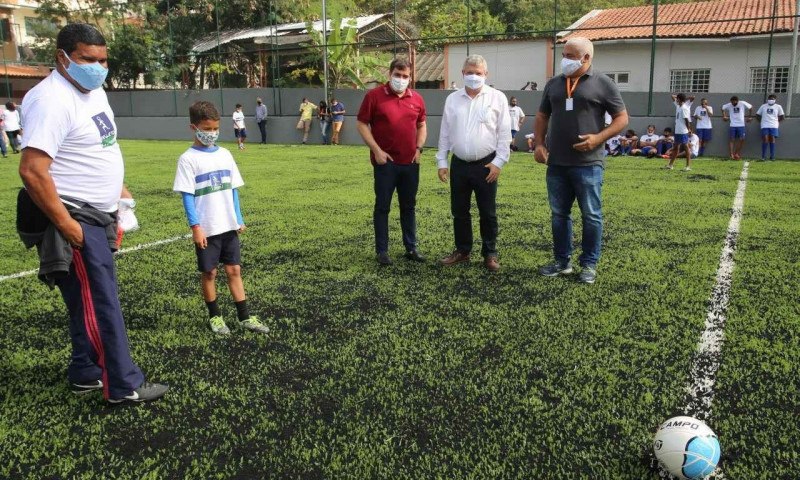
[{"xmin": 566, "ymin": 76, "xmax": 579, "ymax": 111}]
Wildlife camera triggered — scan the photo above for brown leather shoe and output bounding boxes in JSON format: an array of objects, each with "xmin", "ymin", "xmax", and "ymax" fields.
[
  {"xmin": 484, "ymin": 256, "xmax": 500, "ymax": 272},
  {"xmin": 440, "ymin": 250, "xmax": 470, "ymax": 266}
]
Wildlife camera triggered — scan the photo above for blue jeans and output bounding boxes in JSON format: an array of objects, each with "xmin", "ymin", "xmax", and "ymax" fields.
[
  {"xmin": 320, "ymin": 120, "xmax": 330, "ymax": 144},
  {"xmin": 546, "ymin": 165, "xmax": 604, "ymax": 267}
]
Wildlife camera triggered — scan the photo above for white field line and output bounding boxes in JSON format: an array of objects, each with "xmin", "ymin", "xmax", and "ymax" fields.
[
  {"xmin": 0, "ymin": 234, "xmax": 191, "ymax": 283},
  {"xmin": 664, "ymin": 161, "xmax": 750, "ymax": 480}
]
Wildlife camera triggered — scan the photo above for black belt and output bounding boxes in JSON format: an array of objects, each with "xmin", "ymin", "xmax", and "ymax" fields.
[{"xmin": 452, "ymin": 151, "xmax": 496, "ymax": 164}]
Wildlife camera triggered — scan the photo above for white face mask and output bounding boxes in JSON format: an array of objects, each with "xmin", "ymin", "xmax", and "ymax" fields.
[
  {"xmin": 463, "ymin": 73, "xmax": 485, "ymax": 90},
  {"xmin": 561, "ymin": 57, "xmax": 584, "ymax": 77},
  {"xmin": 768, "ymin": 99, "xmax": 776, "ymax": 105},
  {"xmin": 390, "ymin": 76, "xmax": 409, "ymax": 93},
  {"xmin": 193, "ymin": 126, "xmax": 219, "ymax": 146}
]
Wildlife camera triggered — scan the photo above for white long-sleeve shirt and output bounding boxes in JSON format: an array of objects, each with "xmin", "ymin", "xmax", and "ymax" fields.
[{"xmin": 436, "ymin": 86, "xmax": 512, "ymax": 169}]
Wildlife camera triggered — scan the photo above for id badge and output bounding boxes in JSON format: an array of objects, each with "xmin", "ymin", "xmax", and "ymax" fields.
[{"xmin": 566, "ymin": 98, "xmax": 574, "ymax": 111}]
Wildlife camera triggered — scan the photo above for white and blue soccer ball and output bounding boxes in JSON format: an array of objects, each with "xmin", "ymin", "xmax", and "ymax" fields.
[{"xmin": 653, "ymin": 416, "xmax": 721, "ymax": 480}]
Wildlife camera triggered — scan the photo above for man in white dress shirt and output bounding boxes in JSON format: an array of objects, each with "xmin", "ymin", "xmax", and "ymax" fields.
[{"xmin": 436, "ymin": 54, "xmax": 512, "ymax": 272}]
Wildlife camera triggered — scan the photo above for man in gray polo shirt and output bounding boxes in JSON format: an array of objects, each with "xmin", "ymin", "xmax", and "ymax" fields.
[{"xmin": 534, "ymin": 37, "xmax": 628, "ymax": 284}]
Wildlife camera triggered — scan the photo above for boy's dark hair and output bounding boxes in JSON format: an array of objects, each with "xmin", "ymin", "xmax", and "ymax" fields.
[
  {"xmin": 189, "ymin": 101, "xmax": 220, "ymax": 124},
  {"xmin": 664, "ymin": 127, "xmax": 673, "ymax": 133},
  {"xmin": 626, "ymin": 129, "xmax": 635, "ymax": 136},
  {"xmin": 390, "ymin": 57, "xmax": 412, "ymax": 73},
  {"xmin": 235, "ymin": 103, "xmax": 242, "ymax": 109},
  {"xmin": 768, "ymin": 94, "xmax": 777, "ymax": 100},
  {"xmin": 730, "ymin": 96, "xmax": 739, "ymax": 102},
  {"xmin": 647, "ymin": 124, "xmax": 656, "ymax": 130},
  {"xmin": 676, "ymin": 93, "xmax": 686, "ymax": 103},
  {"xmin": 56, "ymin": 23, "xmax": 106, "ymax": 55},
  {"xmin": 5, "ymin": 101, "xmax": 14, "ymax": 110}
]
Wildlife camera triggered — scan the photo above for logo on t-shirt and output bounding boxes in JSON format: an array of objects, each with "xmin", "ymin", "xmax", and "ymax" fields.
[
  {"xmin": 733, "ymin": 107, "xmax": 740, "ymax": 113},
  {"xmin": 92, "ymin": 112, "xmax": 116, "ymax": 148},
  {"xmin": 700, "ymin": 111, "xmax": 706, "ymax": 116},
  {"xmin": 767, "ymin": 108, "xmax": 774, "ymax": 114}
]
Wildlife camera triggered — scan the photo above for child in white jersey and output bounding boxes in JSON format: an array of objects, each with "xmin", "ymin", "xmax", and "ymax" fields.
[
  {"xmin": 756, "ymin": 94, "xmax": 785, "ymax": 161},
  {"xmin": 173, "ymin": 101, "xmax": 268, "ymax": 336}
]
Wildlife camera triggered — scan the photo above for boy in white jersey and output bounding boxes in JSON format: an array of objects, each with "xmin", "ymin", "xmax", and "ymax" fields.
[
  {"xmin": 756, "ymin": 94, "xmax": 785, "ymax": 161},
  {"xmin": 173, "ymin": 101, "xmax": 268, "ymax": 336},
  {"xmin": 722, "ymin": 96, "xmax": 753, "ymax": 160},
  {"xmin": 631, "ymin": 125, "xmax": 660, "ymax": 157},
  {"xmin": 666, "ymin": 93, "xmax": 692, "ymax": 171},
  {"xmin": 693, "ymin": 98, "xmax": 713, "ymax": 156},
  {"xmin": 232, "ymin": 103, "xmax": 247, "ymax": 150}
]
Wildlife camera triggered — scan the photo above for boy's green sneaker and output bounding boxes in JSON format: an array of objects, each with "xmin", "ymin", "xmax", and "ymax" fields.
[
  {"xmin": 240, "ymin": 316, "xmax": 269, "ymax": 334},
  {"xmin": 209, "ymin": 316, "xmax": 230, "ymax": 335}
]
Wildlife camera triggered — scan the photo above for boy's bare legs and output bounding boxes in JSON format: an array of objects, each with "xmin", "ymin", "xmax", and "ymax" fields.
[
  {"xmin": 224, "ymin": 264, "xmax": 245, "ymax": 302},
  {"xmin": 202, "ymin": 268, "xmax": 217, "ymax": 303}
]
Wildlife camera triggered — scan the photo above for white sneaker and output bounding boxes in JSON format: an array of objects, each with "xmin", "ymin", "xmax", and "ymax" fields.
[
  {"xmin": 664, "ymin": 165, "xmax": 673, "ymax": 170},
  {"xmin": 682, "ymin": 167, "xmax": 692, "ymax": 172}
]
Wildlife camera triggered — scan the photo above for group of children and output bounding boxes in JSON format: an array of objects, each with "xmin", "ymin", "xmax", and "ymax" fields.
[{"xmin": 603, "ymin": 93, "xmax": 786, "ymax": 169}]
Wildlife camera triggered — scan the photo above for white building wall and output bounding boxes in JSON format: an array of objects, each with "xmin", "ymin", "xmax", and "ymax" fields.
[
  {"xmin": 446, "ymin": 39, "xmax": 552, "ymax": 90},
  {"xmin": 553, "ymin": 36, "xmax": 796, "ymax": 94}
]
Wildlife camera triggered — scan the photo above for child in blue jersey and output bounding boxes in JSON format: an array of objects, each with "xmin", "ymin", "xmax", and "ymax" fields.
[{"xmin": 173, "ymin": 101, "xmax": 268, "ymax": 336}]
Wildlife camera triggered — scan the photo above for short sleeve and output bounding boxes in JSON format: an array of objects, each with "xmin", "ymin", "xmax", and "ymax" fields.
[
  {"xmin": 173, "ymin": 155, "xmax": 196, "ymax": 194},
  {"xmin": 743, "ymin": 101, "xmax": 753, "ymax": 110},
  {"xmin": 357, "ymin": 91, "xmax": 375, "ymax": 124},
  {"xmin": 538, "ymin": 81, "xmax": 553, "ymax": 115},
  {"xmin": 417, "ymin": 98, "xmax": 427, "ymax": 125},
  {"xmin": 601, "ymin": 76, "xmax": 626, "ymax": 115},
  {"xmin": 229, "ymin": 155, "xmax": 245, "ymax": 189},
  {"xmin": 778, "ymin": 105, "xmax": 785, "ymax": 116},
  {"xmin": 19, "ymin": 94, "xmax": 71, "ymax": 158},
  {"xmin": 756, "ymin": 105, "xmax": 765, "ymax": 115}
]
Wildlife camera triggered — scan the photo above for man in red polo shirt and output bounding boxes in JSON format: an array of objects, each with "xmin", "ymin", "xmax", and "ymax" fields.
[{"xmin": 357, "ymin": 58, "xmax": 428, "ymax": 266}]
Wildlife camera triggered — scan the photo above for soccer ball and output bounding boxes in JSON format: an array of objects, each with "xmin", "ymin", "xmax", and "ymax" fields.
[{"xmin": 653, "ymin": 416, "xmax": 721, "ymax": 479}]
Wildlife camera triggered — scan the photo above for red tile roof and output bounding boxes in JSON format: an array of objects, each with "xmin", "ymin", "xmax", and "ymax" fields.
[
  {"xmin": 0, "ymin": 64, "xmax": 51, "ymax": 78},
  {"xmin": 562, "ymin": 0, "xmax": 796, "ymax": 42}
]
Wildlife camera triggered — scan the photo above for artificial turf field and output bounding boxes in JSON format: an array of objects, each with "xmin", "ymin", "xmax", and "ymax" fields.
[{"xmin": 0, "ymin": 141, "xmax": 797, "ymax": 479}]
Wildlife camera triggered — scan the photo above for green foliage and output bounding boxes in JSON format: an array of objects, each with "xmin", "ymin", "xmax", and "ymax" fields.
[
  {"xmin": 107, "ymin": 24, "xmax": 158, "ymax": 89},
  {"xmin": 0, "ymin": 141, "xmax": 796, "ymax": 478}
]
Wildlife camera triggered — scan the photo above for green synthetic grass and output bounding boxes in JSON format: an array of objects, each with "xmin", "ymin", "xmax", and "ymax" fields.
[{"xmin": 0, "ymin": 142, "xmax": 796, "ymax": 478}]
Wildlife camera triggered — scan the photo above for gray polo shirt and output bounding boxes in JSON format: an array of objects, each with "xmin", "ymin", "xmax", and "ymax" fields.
[{"xmin": 539, "ymin": 68, "xmax": 626, "ymax": 167}]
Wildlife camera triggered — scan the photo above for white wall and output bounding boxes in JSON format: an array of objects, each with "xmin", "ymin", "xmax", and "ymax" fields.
[
  {"xmin": 446, "ymin": 39, "xmax": 552, "ymax": 90},
  {"xmin": 554, "ymin": 36, "xmax": 796, "ymax": 94}
]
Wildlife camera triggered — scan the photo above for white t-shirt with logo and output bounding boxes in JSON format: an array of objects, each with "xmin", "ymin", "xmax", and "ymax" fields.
[
  {"xmin": 173, "ymin": 146, "xmax": 245, "ymax": 237},
  {"xmin": 722, "ymin": 101, "xmax": 752, "ymax": 127},
  {"xmin": 688, "ymin": 133, "xmax": 699, "ymax": 156},
  {"xmin": 639, "ymin": 133, "xmax": 660, "ymax": 145},
  {"xmin": 606, "ymin": 135, "xmax": 622, "ymax": 151},
  {"xmin": 2, "ymin": 108, "xmax": 21, "ymax": 131},
  {"xmin": 675, "ymin": 103, "xmax": 691, "ymax": 134},
  {"xmin": 694, "ymin": 106, "xmax": 713, "ymax": 129},
  {"xmin": 21, "ymin": 71, "xmax": 123, "ymax": 212},
  {"xmin": 232, "ymin": 111, "xmax": 245, "ymax": 130},
  {"xmin": 509, "ymin": 105, "xmax": 525, "ymax": 130},
  {"xmin": 756, "ymin": 103, "xmax": 784, "ymax": 129}
]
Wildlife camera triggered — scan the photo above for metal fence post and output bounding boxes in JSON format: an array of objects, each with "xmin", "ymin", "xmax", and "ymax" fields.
[
  {"xmin": 647, "ymin": 0, "xmax": 659, "ymax": 116},
  {"xmin": 788, "ymin": 0, "xmax": 800, "ymax": 115}
]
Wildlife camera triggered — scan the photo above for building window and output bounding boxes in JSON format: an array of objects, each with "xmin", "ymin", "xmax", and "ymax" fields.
[
  {"xmin": 605, "ymin": 72, "xmax": 630, "ymax": 86},
  {"xmin": 669, "ymin": 69, "xmax": 710, "ymax": 93},
  {"xmin": 24, "ymin": 17, "xmax": 57, "ymax": 38},
  {"xmin": 750, "ymin": 66, "xmax": 789, "ymax": 93}
]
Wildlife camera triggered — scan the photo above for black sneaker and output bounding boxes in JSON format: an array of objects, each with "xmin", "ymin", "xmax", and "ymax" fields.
[
  {"xmin": 376, "ymin": 252, "xmax": 393, "ymax": 266},
  {"xmin": 108, "ymin": 381, "xmax": 169, "ymax": 404},
  {"xmin": 539, "ymin": 261, "xmax": 573, "ymax": 277},
  {"xmin": 71, "ymin": 379, "xmax": 103, "ymax": 396},
  {"xmin": 404, "ymin": 250, "xmax": 426, "ymax": 262}
]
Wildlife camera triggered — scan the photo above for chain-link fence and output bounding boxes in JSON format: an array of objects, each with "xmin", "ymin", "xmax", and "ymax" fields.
[{"xmin": 1, "ymin": 0, "xmax": 798, "ymax": 115}]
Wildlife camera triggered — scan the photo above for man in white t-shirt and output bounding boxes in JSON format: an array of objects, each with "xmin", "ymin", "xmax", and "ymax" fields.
[
  {"xmin": 756, "ymin": 94, "xmax": 785, "ymax": 161},
  {"xmin": 2, "ymin": 101, "xmax": 22, "ymax": 153},
  {"xmin": 508, "ymin": 96, "xmax": 525, "ymax": 151},
  {"xmin": 17, "ymin": 23, "xmax": 167, "ymax": 403},
  {"xmin": 232, "ymin": 103, "xmax": 246, "ymax": 150},
  {"xmin": 721, "ymin": 96, "xmax": 753, "ymax": 160},
  {"xmin": 666, "ymin": 93, "xmax": 692, "ymax": 171},
  {"xmin": 693, "ymin": 98, "xmax": 713, "ymax": 156}
]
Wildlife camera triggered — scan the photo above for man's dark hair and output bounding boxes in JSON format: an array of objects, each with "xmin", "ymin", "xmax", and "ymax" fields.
[
  {"xmin": 56, "ymin": 23, "xmax": 106, "ymax": 55},
  {"xmin": 664, "ymin": 127, "xmax": 673, "ymax": 133},
  {"xmin": 730, "ymin": 96, "xmax": 739, "ymax": 102},
  {"xmin": 389, "ymin": 57, "xmax": 412, "ymax": 73},
  {"xmin": 189, "ymin": 101, "xmax": 220, "ymax": 124},
  {"xmin": 647, "ymin": 124, "xmax": 656, "ymax": 130},
  {"xmin": 676, "ymin": 93, "xmax": 686, "ymax": 103},
  {"xmin": 768, "ymin": 94, "xmax": 777, "ymax": 100},
  {"xmin": 5, "ymin": 101, "xmax": 14, "ymax": 110}
]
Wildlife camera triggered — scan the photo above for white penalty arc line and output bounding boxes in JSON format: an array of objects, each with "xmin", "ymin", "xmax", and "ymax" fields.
[
  {"xmin": 669, "ymin": 161, "xmax": 750, "ymax": 480},
  {"xmin": 0, "ymin": 234, "xmax": 191, "ymax": 283}
]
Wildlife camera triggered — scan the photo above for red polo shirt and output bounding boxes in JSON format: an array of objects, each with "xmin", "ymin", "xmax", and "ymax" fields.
[{"xmin": 357, "ymin": 83, "xmax": 427, "ymax": 165}]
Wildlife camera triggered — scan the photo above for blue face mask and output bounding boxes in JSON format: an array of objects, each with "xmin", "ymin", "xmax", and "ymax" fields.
[{"xmin": 61, "ymin": 50, "xmax": 108, "ymax": 91}]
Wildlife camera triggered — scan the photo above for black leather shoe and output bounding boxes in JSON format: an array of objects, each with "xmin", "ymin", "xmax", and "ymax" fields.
[
  {"xmin": 376, "ymin": 252, "xmax": 393, "ymax": 265},
  {"xmin": 404, "ymin": 250, "xmax": 426, "ymax": 262}
]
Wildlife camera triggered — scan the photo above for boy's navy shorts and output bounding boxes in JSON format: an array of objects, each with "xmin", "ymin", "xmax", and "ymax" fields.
[
  {"xmin": 196, "ymin": 230, "xmax": 241, "ymax": 272},
  {"xmin": 235, "ymin": 128, "xmax": 247, "ymax": 138}
]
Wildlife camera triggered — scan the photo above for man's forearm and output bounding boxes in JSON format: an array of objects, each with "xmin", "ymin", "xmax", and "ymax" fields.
[
  {"xmin": 534, "ymin": 112, "xmax": 549, "ymax": 147},
  {"xmin": 599, "ymin": 112, "xmax": 629, "ymax": 143},
  {"xmin": 416, "ymin": 123, "xmax": 427, "ymax": 148},
  {"xmin": 19, "ymin": 156, "xmax": 73, "ymax": 229},
  {"xmin": 356, "ymin": 122, "xmax": 380, "ymax": 153}
]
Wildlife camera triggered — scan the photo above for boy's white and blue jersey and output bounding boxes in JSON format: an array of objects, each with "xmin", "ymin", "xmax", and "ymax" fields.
[{"xmin": 173, "ymin": 145, "xmax": 245, "ymax": 237}]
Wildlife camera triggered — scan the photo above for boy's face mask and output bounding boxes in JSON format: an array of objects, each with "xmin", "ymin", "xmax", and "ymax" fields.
[{"xmin": 193, "ymin": 125, "xmax": 219, "ymax": 146}]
